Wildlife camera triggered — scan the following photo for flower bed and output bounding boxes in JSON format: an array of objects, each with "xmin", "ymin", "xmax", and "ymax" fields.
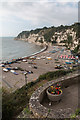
[{"xmin": 46, "ymin": 83, "xmax": 63, "ymax": 101}]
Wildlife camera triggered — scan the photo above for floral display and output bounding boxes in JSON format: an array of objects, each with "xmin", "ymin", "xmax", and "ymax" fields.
[{"xmin": 48, "ymin": 83, "xmax": 62, "ymax": 95}]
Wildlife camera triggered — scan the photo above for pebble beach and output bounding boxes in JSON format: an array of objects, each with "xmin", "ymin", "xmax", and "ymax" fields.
[{"xmin": 1, "ymin": 45, "xmax": 76, "ymax": 92}]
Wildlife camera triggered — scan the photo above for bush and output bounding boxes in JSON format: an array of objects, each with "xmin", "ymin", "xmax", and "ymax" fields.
[
  {"xmin": 2, "ymin": 85, "xmax": 29, "ymax": 120},
  {"xmin": 75, "ymin": 108, "xmax": 80, "ymax": 115},
  {"xmin": 39, "ymin": 74, "xmax": 46, "ymax": 80},
  {"xmin": 24, "ymin": 106, "xmax": 31, "ymax": 114},
  {"xmin": 38, "ymin": 70, "xmax": 70, "ymax": 81}
]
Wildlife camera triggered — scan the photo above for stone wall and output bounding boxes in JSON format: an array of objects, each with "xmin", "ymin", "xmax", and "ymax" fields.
[{"xmin": 29, "ymin": 71, "xmax": 80, "ymax": 118}]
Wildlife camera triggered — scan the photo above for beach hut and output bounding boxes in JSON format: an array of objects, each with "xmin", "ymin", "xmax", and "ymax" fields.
[
  {"xmin": 64, "ymin": 55, "xmax": 68, "ymax": 59},
  {"xmin": 71, "ymin": 56, "xmax": 75, "ymax": 60},
  {"xmin": 59, "ymin": 55, "xmax": 63, "ymax": 59}
]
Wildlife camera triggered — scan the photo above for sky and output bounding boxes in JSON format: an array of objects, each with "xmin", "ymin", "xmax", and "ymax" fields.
[{"xmin": 0, "ymin": 0, "xmax": 79, "ymax": 37}]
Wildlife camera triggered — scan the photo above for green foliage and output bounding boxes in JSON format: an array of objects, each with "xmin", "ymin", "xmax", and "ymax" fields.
[
  {"xmin": 39, "ymin": 38, "xmax": 43, "ymax": 43},
  {"xmin": 60, "ymin": 40, "xmax": 67, "ymax": 43},
  {"xmin": 48, "ymin": 109, "xmax": 51, "ymax": 113},
  {"xmin": 70, "ymin": 108, "xmax": 80, "ymax": 119},
  {"xmin": 73, "ymin": 45, "xmax": 79, "ymax": 53},
  {"xmin": 75, "ymin": 108, "xmax": 80, "ymax": 115},
  {"xmin": 2, "ymin": 86, "xmax": 29, "ymax": 120},
  {"xmin": 30, "ymin": 28, "xmax": 42, "ymax": 34},
  {"xmin": 73, "ymin": 23, "xmax": 80, "ymax": 38},
  {"xmin": 38, "ymin": 70, "xmax": 73, "ymax": 81},
  {"xmin": 18, "ymin": 67, "xmax": 24, "ymax": 71},
  {"xmin": 2, "ymin": 68, "xmax": 75, "ymax": 120},
  {"xmin": 24, "ymin": 106, "xmax": 31, "ymax": 114},
  {"xmin": 67, "ymin": 35, "xmax": 72, "ymax": 45},
  {"xmin": 17, "ymin": 31, "xmax": 30, "ymax": 39},
  {"xmin": 70, "ymin": 113, "xmax": 76, "ymax": 118},
  {"xmin": 52, "ymin": 40, "xmax": 57, "ymax": 44},
  {"xmin": 55, "ymin": 36, "xmax": 58, "ymax": 41},
  {"xmin": 39, "ymin": 74, "xmax": 46, "ymax": 80},
  {"xmin": 16, "ymin": 23, "xmax": 80, "ymax": 46},
  {"xmin": 43, "ymin": 28, "xmax": 55, "ymax": 43},
  {"xmin": 27, "ymin": 81, "xmax": 35, "ymax": 88}
]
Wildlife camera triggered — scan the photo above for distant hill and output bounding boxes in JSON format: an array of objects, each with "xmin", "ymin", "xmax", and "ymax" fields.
[{"xmin": 15, "ymin": 23, "xmax": 80, "ymax": 53}]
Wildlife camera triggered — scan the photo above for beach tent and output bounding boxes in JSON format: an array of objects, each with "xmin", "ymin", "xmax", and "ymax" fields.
[
  {"xmin": 63, "ymin": 55, "xmax": 68, "ymax": 59},
  {"xmin": 70, "ymin": 56, "xmax": 75, "ymax": 60},
  {"xmin": 59, "ymin": 55, "xmax": 63, "ymax": 59}
]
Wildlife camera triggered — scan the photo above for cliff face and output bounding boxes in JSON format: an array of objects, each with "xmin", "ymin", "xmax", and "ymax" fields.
[{"xmin": 15, "ymin": 23, "xmax": 80, "ymax": 52}]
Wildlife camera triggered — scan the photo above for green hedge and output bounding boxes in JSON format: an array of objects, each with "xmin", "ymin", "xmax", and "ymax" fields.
[{"xmin": 38, "ymin": 70, "xmax": 73, "ymax": 81}]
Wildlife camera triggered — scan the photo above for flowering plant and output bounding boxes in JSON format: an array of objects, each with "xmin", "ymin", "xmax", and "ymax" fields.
[{"xmin": 48, "ymin": 83, "xmax": 62, "ymax": 95}]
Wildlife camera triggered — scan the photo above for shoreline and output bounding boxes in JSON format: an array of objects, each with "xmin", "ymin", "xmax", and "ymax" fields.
[
  {"xmin": 23, "ymin": 45, "xmax": 48, "ymax": 59},
  {"xmin": 1, "ymin": 44, "xmax": 48, "ymax": 64}
]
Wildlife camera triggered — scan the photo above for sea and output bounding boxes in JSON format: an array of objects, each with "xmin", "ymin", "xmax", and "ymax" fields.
[{"xmin": 0, "ymin": 37, "xmax": 43, "ymax": 63}]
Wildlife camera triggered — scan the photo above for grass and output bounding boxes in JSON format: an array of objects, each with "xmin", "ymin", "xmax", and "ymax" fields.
[{"xmin": 2, "ymin": 69, "xmax": 77, "ymax": 120}]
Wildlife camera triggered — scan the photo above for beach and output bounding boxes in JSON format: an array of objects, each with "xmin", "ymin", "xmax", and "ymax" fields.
[{"xmin": 2, "ymin": 45, "xmax": 73, "ymax": 92}]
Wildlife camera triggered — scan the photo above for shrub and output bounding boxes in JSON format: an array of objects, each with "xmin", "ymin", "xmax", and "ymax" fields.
[
  {"xmin": 70, "ymin": 113, "xmax": 76, "ymax": 118},
  {"xmin": 24, "ymin": 106, "xmax": 31, "ymax": 114},
  {"xmin": 39, "ymin": 74, "xmax": 46, "ymax": 80},
  {"xmin": 75, "ymin": 108, "xmax": 80, "ymax": 115},
  {"xmin": 38, "ymin": 70, "xmax": 71, "ymax": 81}
]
